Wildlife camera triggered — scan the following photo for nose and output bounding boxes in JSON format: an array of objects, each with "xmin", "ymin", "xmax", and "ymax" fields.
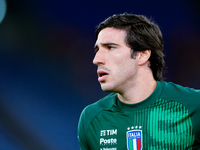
[{"xmin": 93, "ymin": 50, "xmax": 106, "ymax": 66}]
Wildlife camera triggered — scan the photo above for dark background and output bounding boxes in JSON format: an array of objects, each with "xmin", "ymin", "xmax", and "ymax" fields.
[{"xmin": 0, "ymin": 0, "xmax": 200, "ymax": 149}]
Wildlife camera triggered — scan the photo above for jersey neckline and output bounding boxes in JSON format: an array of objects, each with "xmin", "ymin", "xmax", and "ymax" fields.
[{"xmin": 115, "ymin": 80, "xmax": 165, "ymax": 111}]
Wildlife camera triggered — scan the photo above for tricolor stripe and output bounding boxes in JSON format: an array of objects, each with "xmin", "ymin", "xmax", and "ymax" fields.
[{"xmin": 127, "ymin": 130, "xmax": 142, "ymax": 150}]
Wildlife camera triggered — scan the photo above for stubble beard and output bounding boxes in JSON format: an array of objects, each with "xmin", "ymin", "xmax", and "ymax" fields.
[
  {"xmin": 100, "ymin": 81, "xmax": 120, "ymax": 93},
  {"xmin": 100, "ymin": 82, "xmax": 113, "ymax": 92}
]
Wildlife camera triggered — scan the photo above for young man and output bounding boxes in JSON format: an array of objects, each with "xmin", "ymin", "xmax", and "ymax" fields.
[{"xmin": 78, "ymin": 13, "xmax": 200, "ymax": 150}]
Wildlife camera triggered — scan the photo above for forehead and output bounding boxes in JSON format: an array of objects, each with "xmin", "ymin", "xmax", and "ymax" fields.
[{"xmin": 95, "ymin": 27, "xmax": 127, "ymax": 45}]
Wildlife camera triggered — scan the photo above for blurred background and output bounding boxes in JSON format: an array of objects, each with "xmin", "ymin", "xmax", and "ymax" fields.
[{"xmin": 0, "ymin": 0, "xmax": 200, "ymax": 149}]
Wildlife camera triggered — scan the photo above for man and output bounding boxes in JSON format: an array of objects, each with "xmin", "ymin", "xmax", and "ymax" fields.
[{"xmin": 78, "ymin": 13, "xmax": 200, "ymax": 150}]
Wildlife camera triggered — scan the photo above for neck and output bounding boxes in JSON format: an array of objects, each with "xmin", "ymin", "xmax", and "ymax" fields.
[{"xmin": 117, "ymin": 75, "xmax": 157, "ymax": 104}]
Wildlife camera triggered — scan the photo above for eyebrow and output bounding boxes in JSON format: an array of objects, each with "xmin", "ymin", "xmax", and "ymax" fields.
[{"xmin": 94, "ymin": 42, "xmax": 120, "ymax": 50}]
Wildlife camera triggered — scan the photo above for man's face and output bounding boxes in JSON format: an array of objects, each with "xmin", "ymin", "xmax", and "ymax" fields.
[{"xmin": 93, "ymin": 27, "xmax": 139, "ymax": 93}]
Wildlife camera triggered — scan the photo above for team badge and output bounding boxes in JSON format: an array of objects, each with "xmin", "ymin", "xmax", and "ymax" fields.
[{"xmin": 127, "ymin": 128, "xmax": 142, "ymax": 150}]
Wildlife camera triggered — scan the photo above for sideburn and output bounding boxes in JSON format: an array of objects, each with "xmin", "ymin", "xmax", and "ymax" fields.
[{"xmin": 130, "ymin": 49, "xmax": 137, "ymax": 59}]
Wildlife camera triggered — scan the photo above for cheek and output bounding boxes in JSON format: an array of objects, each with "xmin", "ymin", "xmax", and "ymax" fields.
[
  {"xmin": 110, "ymin": 51, "xmax": 135, "ymax": 73},
  {"xmin": 115, "ymin": 59, "xmax": 135, "ymax": 75},
  {"xmin": 120, "ymin": 59, "xmax": 137, "ymax": 75},
  {"xmin": 114, "ymin": 53, "xmax": 129, "ymax": 64}
]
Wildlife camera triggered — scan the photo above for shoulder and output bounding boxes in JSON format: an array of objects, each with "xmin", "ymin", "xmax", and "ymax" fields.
[
  {"xmin": 160, "ymin": 81, "xmax": 200, "ymax": 97},
  {"xmin": 160, "ymin": 81, "xmax": 200, "ymax": 144},
  {"xmin": 78, "ymin": 93, "xmax": 117, "ymax": 148},
  {"xmin": 160, "ymin": 81, "xmax": 200, "ymax": 105},
  {"xmin": 81, "ymin": 93, "xmax": 117, "ymax": 118},
  {"xmin": 78, "ymin": 93, "xmax": 117, "ymax": 149},
  {"xmin": 79, "ymin": 93, "xmax": 117, "ymax": 128}
]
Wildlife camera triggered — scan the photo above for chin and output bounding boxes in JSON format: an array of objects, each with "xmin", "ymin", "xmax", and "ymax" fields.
[
  {"xmin": 100, "ymin": 84, "xmax": 115, "ymax": 92},
  {"xmin": 102, "ymin": 88, "xmax": 112, "ymax": 92}
]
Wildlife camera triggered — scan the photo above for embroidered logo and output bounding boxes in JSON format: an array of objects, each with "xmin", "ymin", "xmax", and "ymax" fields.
[{"xmin": 127, "ymin": 126, "xmax": 142, "ymax": 150}]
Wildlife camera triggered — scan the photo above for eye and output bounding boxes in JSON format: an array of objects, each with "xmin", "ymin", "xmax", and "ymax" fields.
[
  {"xmin": 94, "ymin": 47, "xmax": 99, "ymax": 53},
  {"xmin": 107, "ymin": 46, "xmax": 115, "ymax": 50}
]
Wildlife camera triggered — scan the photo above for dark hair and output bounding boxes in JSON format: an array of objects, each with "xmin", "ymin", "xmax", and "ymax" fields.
[{"xmin": 96, "ymin": 13, "xmax": 165, "ymax": 81}]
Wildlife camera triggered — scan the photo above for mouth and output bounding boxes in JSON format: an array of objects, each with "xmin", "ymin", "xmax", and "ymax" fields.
[
  {"xmin": 97, "ymin": 70, "xmax": 109, "ymax": 82},
  {"xmin": 98, "ymin": 71, "xmax": 108, "ymax": 77}
]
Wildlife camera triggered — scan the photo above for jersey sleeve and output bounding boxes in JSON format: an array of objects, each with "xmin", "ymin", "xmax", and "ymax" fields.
[
  {"xmin": 191, "ymin": 89, "xmax": 200, "ymax": 146},
  {"xmin": 78, "ymin": 93, "xmax": 117, "ymax": 150},
  {"xmin": 163, "ymin": 82, "xmax": 200, "ymax": 147},
  {"xmin": 78, "ymin": 107, "xmax": 90, "ymax": 150}
]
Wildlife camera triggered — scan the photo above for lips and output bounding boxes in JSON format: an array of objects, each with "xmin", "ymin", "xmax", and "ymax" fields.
[{"xmin": 97, "ymin": 70, "xmax": 109, "ymax": 82}]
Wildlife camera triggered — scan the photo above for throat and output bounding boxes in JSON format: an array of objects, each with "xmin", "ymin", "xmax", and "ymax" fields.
[{"xmin": 117, "ymin": 80, "xmax": 157, "ymax": 104}]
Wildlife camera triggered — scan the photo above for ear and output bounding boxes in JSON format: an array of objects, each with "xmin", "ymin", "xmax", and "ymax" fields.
[{"xmin": 137, "ymin": 50, "xmax": 151, "ymax": 65}]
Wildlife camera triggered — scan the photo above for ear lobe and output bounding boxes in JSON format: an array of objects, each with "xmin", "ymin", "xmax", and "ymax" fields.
[{"xmin": 138, "ymin": 50, "xmax": 151, "ymax": 65}]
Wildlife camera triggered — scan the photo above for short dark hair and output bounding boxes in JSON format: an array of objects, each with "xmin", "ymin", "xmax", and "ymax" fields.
[{"xmin": 96, "ymin": 13, "xmax": 165, "ymax": 81}]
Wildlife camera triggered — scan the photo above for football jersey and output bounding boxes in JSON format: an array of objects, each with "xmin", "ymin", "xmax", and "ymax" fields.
[{"xmin": 78, "ymin": 81, "xmax": 200, "ymax": 150}]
